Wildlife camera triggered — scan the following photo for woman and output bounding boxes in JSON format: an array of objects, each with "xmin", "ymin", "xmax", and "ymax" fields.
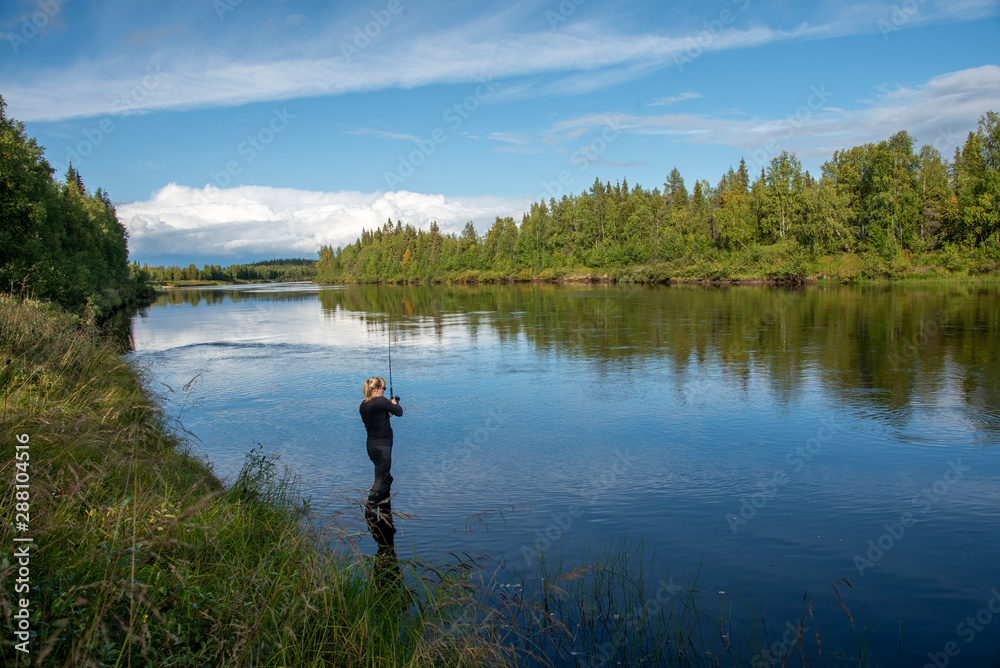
[{"xmin": 360, "ymin": 376, "xmax": 403, "ymax": 517}]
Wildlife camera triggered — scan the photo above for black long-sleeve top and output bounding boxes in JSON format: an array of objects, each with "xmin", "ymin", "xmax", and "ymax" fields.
[{"xmin": 359, "ymin": 396, "xmax": 403, "ymax": 440}]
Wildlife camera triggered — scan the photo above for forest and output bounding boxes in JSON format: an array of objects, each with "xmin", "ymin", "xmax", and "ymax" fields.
[
  {"xmin": 317, "ymin": 111, "xmax": 999, "ymax": 284},
  {"xmin": 139, "ymin": 258, "xmax": 318, "ymax": 285},
  {"xmin": 0, "ymin": 97, "xmax": 151, "ymax": 318}
]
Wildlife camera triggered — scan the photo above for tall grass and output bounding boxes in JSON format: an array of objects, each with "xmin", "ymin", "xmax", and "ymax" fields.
[
  {"xmin": 0, "ymin": 295, "xmax": 511, "ymax": 667},
  {"xmin": 501, "ymin": 537, "xmax": 871, "ymax": 667}
]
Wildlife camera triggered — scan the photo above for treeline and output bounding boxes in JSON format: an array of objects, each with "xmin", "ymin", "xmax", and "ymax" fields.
[
  {"xmin": 139, "ymin": 258, "xmax": 317, "ymax": 284},
  {"xmin": 1, "ymin": 97, "xmax": 151, "ymax": 317},
  {"xmin": 318, "ymin": 111, "xmax": 1000, "ymax": 283}
]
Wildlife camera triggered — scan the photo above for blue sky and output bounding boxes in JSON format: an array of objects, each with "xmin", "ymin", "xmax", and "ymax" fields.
[{"xmin": 2, "ymin": 0, "xmax": 998, "ymax": 266}]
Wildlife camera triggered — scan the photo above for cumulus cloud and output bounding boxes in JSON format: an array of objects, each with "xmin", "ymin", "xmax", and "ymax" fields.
[{"xmin": 118, "ymin": 184, "xmax": 529, "ymax": 266}]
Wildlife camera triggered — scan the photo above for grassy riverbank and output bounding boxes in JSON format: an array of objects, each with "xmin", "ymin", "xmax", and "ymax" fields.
[
  {"xmin": 319, "ymin": 243, "xmax": 1000, "ymax": 286},
  {"xmin": 0, "ymin": 295, "xmax": 512, "ymax": 667}
]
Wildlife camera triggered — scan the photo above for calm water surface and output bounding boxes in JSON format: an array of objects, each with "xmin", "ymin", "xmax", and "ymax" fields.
[{"xmin": 128, "ymin": 282, "xmax": 1000, "ymax": 666}]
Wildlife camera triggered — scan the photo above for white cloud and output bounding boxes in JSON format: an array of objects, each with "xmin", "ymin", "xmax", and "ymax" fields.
[
  {"xmin": 5, "ymin": 1, "xmax": 995, "ymax": 122},
  {"xmin": 347, "ymin": 127, "xmax": 420, "ymax": 141},
  {"xmin": 649, "ymin": 91, "xmax": 703, "ymax": 106},
  {"xmin": 488, "ymin": 131, "xmax": 545, "ymax": 154},
  {"xmin": 489, "ymin": 131, "xmax": 531, "ymax": 145},
  {"xmin": 493, "ymin": 145, "xmax": 545, "ymax": 155},
  {"xmin": 547, "ymin": 66, "xmax": 1000, "ymax": 165},
  {"xmin": 118, "ymin": 183, "xmax": 529, "ymax": 264}
]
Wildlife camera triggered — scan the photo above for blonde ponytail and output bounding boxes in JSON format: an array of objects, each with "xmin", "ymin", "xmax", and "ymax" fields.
[{"xmin": 363, "ymin": 376, "xmax": 386, "ymax": 401}]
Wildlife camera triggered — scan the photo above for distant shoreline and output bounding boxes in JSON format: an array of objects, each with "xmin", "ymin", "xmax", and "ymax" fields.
[
  {"xmin": 312, "ymin": 252, "xmax": 1000, "ymax": 287},
  {"xmin": 156, "ymin": 266, "xmax": 1000, "ymax": 289}
]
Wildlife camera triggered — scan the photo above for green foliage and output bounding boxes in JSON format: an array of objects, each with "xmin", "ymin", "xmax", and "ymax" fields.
[
  {"xmin": 952, "ymin": 112, "xmax": 1000, "ymax": 246},
  {"xmin": 141, "ymin": 259, "xmax": 318, "ymax": 285},
  {"xmin": 317, "ymin": 111, "xmax": 999, "ymax": 285},
  {"xmin": 0, "ymin": 97, "xmax": 151, "ymax": 319}
]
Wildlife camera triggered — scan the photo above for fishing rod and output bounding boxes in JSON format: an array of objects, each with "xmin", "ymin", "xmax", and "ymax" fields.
[{"xmin": 387, "ymin": 309, "xmax": 399, "ymax": 402}]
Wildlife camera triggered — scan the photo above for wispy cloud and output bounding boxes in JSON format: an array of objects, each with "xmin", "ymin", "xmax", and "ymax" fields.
[
  {"xmin": 649, "ymin": 91, "xmax": 702, "ymax": 106},
  {"xmin": 5, "ymin": 1, "xmax": 995, "ymax": 122},
  {"xmin": 493, "ymin": 145, "xmax": 545, "ymax": 154},
  {"xmin": 546, "ymin": 66, "xmax": 1000, "ymax": 162},
  {"xmin": 2, "ymin": 0, "xmax": 68, "ymax": 34},
  {"xmin": 489, "ymin": 131, "xmax": 531, "ymax": 145},
  {"xmin": 489, "ymin": 132, "xmax": 544, "ymax": 155},
  {"xmin": 587, "ymin": 159, "xmax": 648, "ymax": 168},
  {"xmin": 124, "ymin": 28, "xmax": 174, "ymax": 50},
  {"xmin": 118, "ymin": 184, "xmax": 529, "ymax": 264},
  {"xmin": 487, "ymin": 131, "xmax": 544, "ymax": 154},
  {"xmin": 347, "ymin": 127, "xmax": 420, "ymax": 141}
]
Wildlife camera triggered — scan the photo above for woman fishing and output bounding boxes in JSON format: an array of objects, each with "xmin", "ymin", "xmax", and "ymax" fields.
[{"xmin": 360, "ymin": 376, "xmax": 403, "ymax": 518}]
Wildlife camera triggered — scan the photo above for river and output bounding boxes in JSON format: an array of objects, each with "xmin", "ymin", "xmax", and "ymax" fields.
[{"xmin": 127, "ymin": 281, "xmax": 1000, "ymax": 666}]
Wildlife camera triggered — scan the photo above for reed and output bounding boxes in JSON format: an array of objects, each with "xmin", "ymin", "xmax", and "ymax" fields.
[{"xmin": 496, "ymin": 536, "xmax": 873, "ymax": 667}]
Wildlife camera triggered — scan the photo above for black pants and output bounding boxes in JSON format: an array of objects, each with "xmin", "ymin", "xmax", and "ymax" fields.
[{"xmin": 366, "ymin": 436, "xmax": 393, "ymax": 508}]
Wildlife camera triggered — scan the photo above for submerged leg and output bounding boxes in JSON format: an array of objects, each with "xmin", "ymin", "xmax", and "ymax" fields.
[{"xmin": 367, "ymin": 440, "xmax": 393, "ymax": 511}]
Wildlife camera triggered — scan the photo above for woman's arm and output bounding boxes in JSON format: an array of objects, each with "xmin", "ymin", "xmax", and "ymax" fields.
[{"xmin": 378, "ymin": 395, "xmax": 403, "ymax": 417}]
